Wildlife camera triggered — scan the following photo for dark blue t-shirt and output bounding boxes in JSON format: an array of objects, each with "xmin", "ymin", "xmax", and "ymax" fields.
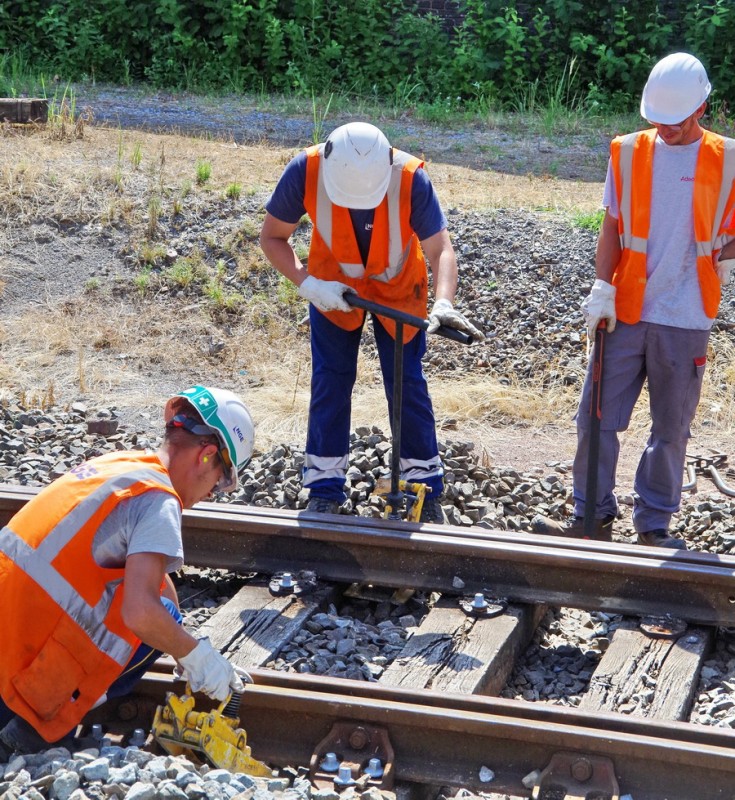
[{"xmin": 265, "ymin": 151, "xmax": 447, "ymax": 264}]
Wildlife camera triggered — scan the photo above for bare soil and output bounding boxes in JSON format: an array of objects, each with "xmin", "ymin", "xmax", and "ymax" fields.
[{"xmin": 2, "ymin": 85, "xmax": 735, "ymax": 518}]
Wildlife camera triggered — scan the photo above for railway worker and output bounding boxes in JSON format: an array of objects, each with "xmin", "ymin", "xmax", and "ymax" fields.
[
  {"xmin": 259, "ymin": 121, "xmax": 483, "ymax": 523},
  {"xmin": 534, "ymin": 53, "xmax": 735, "ymax": 549},
  {"xmin": 0, "ymin": 385, "xmax": 254, "ymax": 754}
]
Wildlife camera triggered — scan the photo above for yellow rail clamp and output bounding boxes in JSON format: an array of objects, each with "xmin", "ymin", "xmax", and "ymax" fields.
[
  {"xmin": 373, "ymin": 476, "xmax": 429, "ymax": 522},
  {"xmin": 152, "ymin": 687, "xmax": 273, "ymax": 776}
]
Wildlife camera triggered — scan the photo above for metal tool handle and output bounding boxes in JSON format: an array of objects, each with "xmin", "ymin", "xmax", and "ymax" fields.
[
  {"xmin": 583, "ymin": 322, "xmax": 606, "ymax": 539},
  {"xmin": 345, "ymin": 294, "xmax": 473, "ymax": 344}
]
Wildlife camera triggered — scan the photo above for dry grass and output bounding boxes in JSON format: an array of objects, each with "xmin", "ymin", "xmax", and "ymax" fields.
[{"xmin": 1, "ymin": 122, "xmax": 734, "ymax": 480}]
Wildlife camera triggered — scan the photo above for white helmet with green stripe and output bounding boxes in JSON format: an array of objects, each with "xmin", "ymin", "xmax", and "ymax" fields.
[{"xmin": 165, "ymin": 385, "xmax": 254, "ymax": 492}]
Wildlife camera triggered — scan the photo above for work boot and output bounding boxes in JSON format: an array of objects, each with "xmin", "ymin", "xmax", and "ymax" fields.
[
  {"xmin": 419, "ymin": 496, "xmax": 446, "ymax": 524},
  {"xmin": 637, "ymin": 529, "xmax": 687, "ymax": 550},
  {"xmin": 305, "ymin": 497, "xmax": 341, "ymax": 514},
  {"xmin": 531, "ymin": 514, "xmax": 615, "ymax": 541},
  {"xmin": 0, "ymin": 716, "xmax": 51, "ymax": 756}
]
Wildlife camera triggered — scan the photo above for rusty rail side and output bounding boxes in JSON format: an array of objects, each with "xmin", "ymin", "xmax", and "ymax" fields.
[
  {"xmin": 111, "ymin": 670, "xmax": 735, "ymax": 800},
  {"xmin": 1, "ymin": 486, "xmax": 734, "ymax": 624}
]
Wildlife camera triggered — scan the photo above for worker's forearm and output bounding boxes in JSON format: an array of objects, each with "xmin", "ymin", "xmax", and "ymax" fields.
[
  {"xmin": 432, "ymin": 252, "xmax": 458, "ymax": 302},
  {"xmin": 422, "ymin": 230, "xmax": 458, "ymax": 303},
  {"xmin": 719, "ymin": 240, "xmax": 735, "ymax": 261},
  {"xmin": 260, "ymin": 235, "xmax": 308, "ymax": 286},
  {"xmin": 124, "ymin": 600, "xmax": 197, "ymax": 660},
  {"xmin": 595, "ymin": 213, "xmax": 621, "ymax": 283}
]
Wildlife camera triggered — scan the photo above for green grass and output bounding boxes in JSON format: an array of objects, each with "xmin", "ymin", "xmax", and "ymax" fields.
[{"xmin": 572, "ymin": 209, "xmax": 605, "ymax": 232}]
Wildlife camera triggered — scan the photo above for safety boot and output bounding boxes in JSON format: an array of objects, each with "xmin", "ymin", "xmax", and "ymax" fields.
[
  {"xmin": 305, "ymin": 497, "xmax": 341, "ymax": 514},
  {"xmin": 531, "ymin": 514, "xmax": 615, "ymax": 541},
  {"xmin": 637, "ymin": 529, "xmax": 687, "ymax": 550},
  {"xmin": 419, "ymin": 496, "xmax": 446, "ymax": 524},
  {"xmin": 0, "ymin": 716, "xmax": 60, "ymax": 756}
]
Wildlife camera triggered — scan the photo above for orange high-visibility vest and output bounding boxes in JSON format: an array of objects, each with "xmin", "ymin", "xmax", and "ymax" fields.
[
  {"xmin": 0, "ymin": 452, "xmax": 181, "ymax": 741},
  {"xmin": 610, "ymin": 128, "xmax": 735, "ymax": 323},
  {"xmin": 303, "ymin": 145, "xmax": 429, "ymax": 341}
]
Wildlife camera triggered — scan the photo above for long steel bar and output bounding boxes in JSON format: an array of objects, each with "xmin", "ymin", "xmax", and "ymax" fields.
[
  {"xmin": 124, "ymin": 670, "xmax": 735, "ymax": 800},
  {"xmin": 1, "ymin": 486, "xmax": 735, "ymax": 623}
]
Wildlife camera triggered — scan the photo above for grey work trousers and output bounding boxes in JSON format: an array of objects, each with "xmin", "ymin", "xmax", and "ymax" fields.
[{"xmin": 572, "ymin": 321, "xmax": 710, "ymax": 533}]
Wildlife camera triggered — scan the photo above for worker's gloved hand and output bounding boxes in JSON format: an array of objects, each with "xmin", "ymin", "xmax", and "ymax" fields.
[
  {"xmin": 581, "ymin": 279, "xmax": 616, "ymax": 338},
  {"xmin": 297, "ymin": 275, "xmax": 354, "ymax": 313},
  {"xmin": 178, "ymin": 638, "xmax": 245, "ymax": 702},
  {"xmin": 715, "ymin": 257, "xmax": 735, "ymax": 286},
  {"xmin": 427, "ymin": 298, "xmax": 484, "ymax": 341}
]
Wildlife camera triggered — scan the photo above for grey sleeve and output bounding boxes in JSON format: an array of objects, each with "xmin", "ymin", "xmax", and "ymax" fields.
[
  {"xmin": 601, "ymin": 158, "xmax": 619, "ymax": 219},
  {"xmin": 92, "ymin": 491, "xmax": 184, "ymax": 573}
]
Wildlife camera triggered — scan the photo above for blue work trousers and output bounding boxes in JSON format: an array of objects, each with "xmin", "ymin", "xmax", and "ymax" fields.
[
  {"xmin": 572, "ymin": 321, "xmax": 710, "ymax": 532},
  {"xmin": 304, "ymin": 306, "xmax": 443, "ymax": 503}
]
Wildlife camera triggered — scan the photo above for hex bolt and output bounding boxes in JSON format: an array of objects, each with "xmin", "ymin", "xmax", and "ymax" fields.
[
  {"xmin": 333, "ymin": 764, "xmax": 356, "ymax": 786},
  {"xmin": 570, "ymin": 758, "xmax": 593, "ymax": 783},
  {"xmin": 471, "ymin": 593, "xmax": 488, "ymax": 610},
  {"xmin": 364, "ymin": 757, "xmax": 384, "ymax": 778},
  {"xmin": 129, "ymin": 728, "xmax": 146, "ymax": 747},
  {"xmin": 349, "ymin": 727, "xmax": 369, "ymax": 750},
  {"xmin": 280, "ymin": 572, "xmax": 294, "ymax": 589},
  {"xmin": 320, "ymin": 752, "xmax": 340, "ymax": 772}
]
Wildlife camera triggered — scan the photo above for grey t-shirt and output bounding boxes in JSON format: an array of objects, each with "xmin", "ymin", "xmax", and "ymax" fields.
[
  {"xmin": 603, "ymin": 135, "xmax": 711, "ymax": 330},
  {"xmin": 92, "ymin": 491, "xmax": 184, "ymax": 573}
]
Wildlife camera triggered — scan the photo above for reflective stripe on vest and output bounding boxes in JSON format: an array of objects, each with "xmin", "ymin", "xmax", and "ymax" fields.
[
  {"xmin": 0, "ymin": 467, "xmax": 173, "ymax": 667},
  {"xmin": 310, "ymin": 145, "xmax": 414, "ymax": 281},
  {"xmin": 611, "ymin": 128, "xmax": 735, "ymax": 322},
  {"xmin": 303, "ymin": 145, "xmax": 429, "ymax": 341},
  {"xmin": 0, "ymin": 452, "xmax": 181, "ymax": 740}
]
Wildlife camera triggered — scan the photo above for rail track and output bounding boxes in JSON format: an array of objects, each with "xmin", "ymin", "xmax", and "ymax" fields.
[{"xmin": 3, "ymin": 485, "xmax": 735, "ymax": 799}]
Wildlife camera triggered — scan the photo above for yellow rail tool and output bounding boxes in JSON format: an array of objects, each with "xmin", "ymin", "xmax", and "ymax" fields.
[{"xmin": 152, "ymin": 688, "xmax": 272, "ymax": 776}]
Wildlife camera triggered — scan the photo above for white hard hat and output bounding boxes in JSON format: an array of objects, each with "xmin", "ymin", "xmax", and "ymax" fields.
[
  {"xmin": 165, "ymin": 385, "xmax": 254, "ymax": 492},
  {"xmin": 322, "ymin": 122, "xmax": 392, "ymax": 209},
  {"xmin": 640, "ymin": 52, "xmax": 711, "ymax": 124}
]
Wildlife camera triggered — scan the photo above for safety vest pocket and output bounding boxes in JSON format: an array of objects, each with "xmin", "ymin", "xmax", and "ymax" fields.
[{"xmin": 12, "ymin": 619, "xmax": 87, "ymax": 721}]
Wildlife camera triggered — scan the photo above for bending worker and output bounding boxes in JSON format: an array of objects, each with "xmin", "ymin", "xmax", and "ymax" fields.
[
  {"xmin": 0, "ymin": 385, "xmax": 254, "ymax": 753},
  {"xmin": 534, "ymin": 53, "xmax": 735, "ymax": 548},
  {"xmin": 260, "ymin": 121, "xmax": 482, "ymax": 523}
]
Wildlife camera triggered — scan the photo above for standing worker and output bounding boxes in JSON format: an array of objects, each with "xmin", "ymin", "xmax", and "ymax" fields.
[
  {"xmin": 0, "ymin": 385, "xmax": 254, "ymax": 754},
  {"xmin": 260, "ymin": 121, "xmax": 483, "ymax": 522},
  {"xmin": 534, "ymin": 53, "xmax": 735, "ymax": 548}
]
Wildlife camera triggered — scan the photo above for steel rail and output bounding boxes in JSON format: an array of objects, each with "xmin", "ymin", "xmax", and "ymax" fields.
[
  {"xmin": 1, "ymin": 486, "xmax": 735, "ymax": 624},
  {"xmin": 112, "ymin": 670, "xmax": 735, "ymax": 800}
]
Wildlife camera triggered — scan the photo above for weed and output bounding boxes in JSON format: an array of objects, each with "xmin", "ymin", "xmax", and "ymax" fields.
[
  {"xmin": 130, "ymin": 142, "xmax": 143, "ymax": 169},
  {"xmin": 276, "ymin": 275, "xmax": 300, "ymax": 307},
  {"xmin": 133, "ymin": 267, "xmax": 152, "ymax": 294},
  {"xmin": 572, "ymin": 209, "xmax": 605, "ymax": 232},
  {"xmin": 85, "ymin": 277, "xmax": 101, "ymax": 292},
  {"xmin": 311, "ymin": 89, "xmax": 334, "ymax": 144},
  {"xmin": 164, "ymin": 252, "xmax": 207, "ymax": 288},
  {"xmin": 180, "ymin": 179, "xmax": 193, "ymax": 198},
  {"xmin": 225, "ymin": 182, "xmax": 242, "ymax": 200},
  {"xmin": 147, "ymin": 195, "xmax": 162, "ymax": 239},
  {"xmin": 138, "ymin": 242, "xmax": 167, "ymax": 266},
  {"xmin": 195, "ymin": 159, "xmax": 212, "ymax": 184}
]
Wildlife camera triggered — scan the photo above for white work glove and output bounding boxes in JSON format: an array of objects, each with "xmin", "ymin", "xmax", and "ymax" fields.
[
  {"xmin": 581, "ymin": 279, "xmax": 617, "ymax": 339},
  {"xmin": 297, "ymin": 275, "xmax": 354, "ymax": 313},
  {"xmin": 715, "ymin": 257, "xmax": 735, "ymax": 286},
  {"xmin": 177, "ymin": 638, "xmax": 252, "ymax": 702},
  {"xmin": 427, "ymin": 298, "xmax": 484, "ymax": 341}
]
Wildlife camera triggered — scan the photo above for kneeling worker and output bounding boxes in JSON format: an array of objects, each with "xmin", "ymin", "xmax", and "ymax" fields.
[{"xmin": 0, "ymin": 385, "xmax": 254, "ymax": 754}]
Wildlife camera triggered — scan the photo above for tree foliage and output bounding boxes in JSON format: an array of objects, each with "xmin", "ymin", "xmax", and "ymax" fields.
[{"xmin": 1, "ymin": 0, "xmax": 733, "ymax": 112}]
